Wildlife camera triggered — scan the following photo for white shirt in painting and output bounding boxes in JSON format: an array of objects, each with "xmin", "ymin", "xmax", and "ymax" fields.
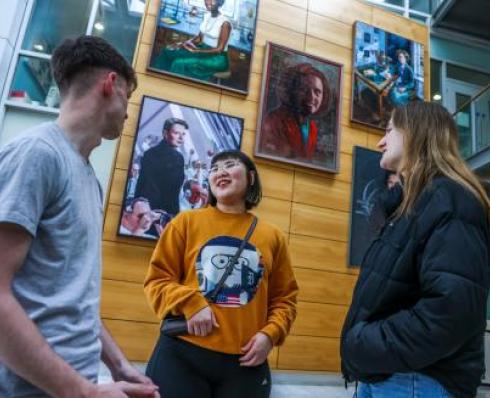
[{"xmin": 199, "ymin": 12, "xmax": 231, "ymax": 50}]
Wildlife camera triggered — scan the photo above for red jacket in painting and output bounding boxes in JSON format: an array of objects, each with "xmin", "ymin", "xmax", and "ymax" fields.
[{"xmin": 260, "ymin": 106, "xmax": 318, "ymax": 160}]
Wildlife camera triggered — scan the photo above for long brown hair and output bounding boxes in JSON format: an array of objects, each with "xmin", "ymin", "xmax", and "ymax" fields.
[{"xmin": 392, "ymin": 101, "xmax": 490, "ymax": 218}]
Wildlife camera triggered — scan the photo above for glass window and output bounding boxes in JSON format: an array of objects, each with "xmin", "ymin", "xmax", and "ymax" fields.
[
  {"xmin": 383, "ymin": 0, "xmax": 404, "ymax": 6},
  {"xmin": 455, "ymin": 93, "xmax": 472, "ymax": 158},
  {"xmin": 409, "ymin": 12, "xmax": 428, "ymax": 24},
  {"xmin": 409, "ymin": 0, "xmax": 429, "ymax": 13},
  {"xmin": 447, "ymin": 64, "xmax": 490, "ymax": 87},
  {"xmin": 8, "ymin": 55, "xmax": 58, "ymax": 107},
  {"xmin": 91, "ymin": 0, "xmax": 145, "ymax": 63},
  {"xmin": 22, "ymin": 0, "xmax": 95, "ymax": 55},
  {"xmin": 431, "ymin": 59, "xmax": 442, "ymax": 103}
]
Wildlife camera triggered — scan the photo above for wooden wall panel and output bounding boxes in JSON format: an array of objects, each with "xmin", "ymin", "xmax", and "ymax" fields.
[
  {"xmin": 253, "ymin": 197, "xmax": 291, "ymax": 233},
  {"xmin": 258, "ymin": 0, "xmax": 307, "ymax": 34},
  {"xmin": 294, "ymin": 268, "xmax": 357, "ymax": 305},
  {"xmin": 307, "ymin": 14, "xmax": 352, "ymax": 49},
  {"xmin": 102, "ymin": 241, "xmax": 153, "ymax": 283},
  {"xmin": 278, "ymin": 335, "xmax": 340, "ymax": 371},
  {"xmin": 290, "ymin": 203, "xmax": 349, "ymax": 241},
  {"xmin": 293, "ymin": 172, "xmax": 351, "ymax": 211},
  {"xmin": 258, "ymin": 164, "xmax": 294, "ymax": 201},
  {"xmin": 289, "ymin": 234, "xmax": 357, "ymax": 275},
  {"xmin": 102, "ymin": 0, "xmax": 429, "ymax": 372},
  {"xmin": 309, "ymin": 0, "xmax": 372, "ymax": 26},
  {"xmin": 101, "ymin": 279, "xmax": 157, "ymax": 323},
  {"xmin": 104, "ymin": 319, "xmax": 159, "ymax": 361},
  {"xmin": 291, "ymin": 302, "xmax": 348, "ymax": 338},
  {"xmin": 108, "ymin": 168, "xmax": 127, "ymax": 205}
]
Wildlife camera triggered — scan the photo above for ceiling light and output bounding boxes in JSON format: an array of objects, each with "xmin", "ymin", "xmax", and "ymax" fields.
[
  {"xmin": 94, "ymin": 22, "xmax": 105, "ymax": 31},
  {"xmin": 433, "ymin": 93, "xmax": 442, "ymax": 101}
]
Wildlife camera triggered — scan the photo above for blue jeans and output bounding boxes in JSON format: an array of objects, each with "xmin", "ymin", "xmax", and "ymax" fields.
[{"xmin": 358, "ymin": 373, "xmax": 453, "ymax": 398}]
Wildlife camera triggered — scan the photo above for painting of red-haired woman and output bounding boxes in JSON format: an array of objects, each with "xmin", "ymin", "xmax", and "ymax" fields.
[{"xmin": 255, "ymin": 43, "xmax": 343, "ymax": 172}]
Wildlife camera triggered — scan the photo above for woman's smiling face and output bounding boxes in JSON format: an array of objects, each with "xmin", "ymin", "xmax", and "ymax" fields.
[{"xmin": 208, "ymin": 158, "xmax": 250, "ymax": 206}]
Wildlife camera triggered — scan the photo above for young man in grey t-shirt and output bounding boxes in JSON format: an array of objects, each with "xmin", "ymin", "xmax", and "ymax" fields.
[{"xmin": 0, "ymin": 36, "xmax": 159, "ymax": 398}]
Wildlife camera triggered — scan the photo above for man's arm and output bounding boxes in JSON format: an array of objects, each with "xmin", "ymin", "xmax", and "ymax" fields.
[
  {"xmin": 100, "ymin": 322, "xmax": 157, "ymax": 389},
  {"xmin": 0, "ymin": 223, "xmax": 159, "ymax": 398}
]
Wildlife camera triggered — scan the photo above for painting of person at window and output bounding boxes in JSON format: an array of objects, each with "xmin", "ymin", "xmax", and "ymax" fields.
[
  {"xmin": 259, "ymin": 63, "xmax": 331, "ymax": 161},
  {"xmin": 154, "ymin": 0, "xmax": 231, "ymax": 82},
  {"xmin": 388, "ymin": 49, "xmax": 415, "ymax": 106}
]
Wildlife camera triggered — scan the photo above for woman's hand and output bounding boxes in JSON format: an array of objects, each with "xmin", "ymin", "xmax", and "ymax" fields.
[
  {"xmin": 187, "ymin": 306, "xmax": 219, "ymax": 336},
  {"xmin": 183, "ymin": 42, "xmax": 197, "ymax": 52},
  {"xmin": 239, "ymin": 332, "xmax": 273, "ymax": 367}
]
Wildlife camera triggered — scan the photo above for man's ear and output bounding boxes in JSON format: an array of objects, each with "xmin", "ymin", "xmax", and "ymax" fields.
[{"xmin": 102, "ymin": 71, "xmax": 118, "ymax": 97}]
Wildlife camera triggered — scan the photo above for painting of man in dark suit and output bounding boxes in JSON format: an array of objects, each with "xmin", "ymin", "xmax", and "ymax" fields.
[{"xmin": 135, "ymin": 118, "xmax": 187, "ymax": 217}]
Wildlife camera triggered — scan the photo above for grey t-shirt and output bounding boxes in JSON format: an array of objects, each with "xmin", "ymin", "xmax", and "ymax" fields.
[{"xmin": 0, "ymin": 122, "xmax": 103, "ymax": 397}]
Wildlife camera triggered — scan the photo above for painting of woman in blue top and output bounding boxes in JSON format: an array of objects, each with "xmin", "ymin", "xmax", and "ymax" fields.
[{"xmin": 389, "ymin": 49, "xmax": 415, "ymax": 106}]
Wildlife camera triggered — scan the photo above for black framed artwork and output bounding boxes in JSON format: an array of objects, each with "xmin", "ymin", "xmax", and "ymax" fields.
[
  {"xmin": 118, "ymin": 95, "xmax": 244, "ymax": 241},
  {"xmin": 348, "ymin": 146, "xmax": 399, "ymax": 266},
  {"xmin": 147, "ymin": 0, "xmax": 259, "ymax": 94}
]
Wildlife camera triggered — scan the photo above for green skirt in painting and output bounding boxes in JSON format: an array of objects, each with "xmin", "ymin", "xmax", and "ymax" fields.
[{"xmin": 152, "ymin": 44, "xmax": 229, "ymax": 82}]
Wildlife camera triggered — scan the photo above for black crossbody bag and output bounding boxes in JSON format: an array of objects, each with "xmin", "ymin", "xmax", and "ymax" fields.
[{"xmin": 161, "ymin": 216, "xmax": 258, "ymax": 336}]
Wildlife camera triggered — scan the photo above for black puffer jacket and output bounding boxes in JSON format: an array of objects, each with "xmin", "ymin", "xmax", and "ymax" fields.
[{"xmin": 341, "ymin": 177, "xmax": 490, "ymax": 397}]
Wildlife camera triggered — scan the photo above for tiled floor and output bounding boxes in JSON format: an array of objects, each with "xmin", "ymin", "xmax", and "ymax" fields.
[{"xmin": 98, "ymin": 362, "xmax": 490, "ymax": 397}]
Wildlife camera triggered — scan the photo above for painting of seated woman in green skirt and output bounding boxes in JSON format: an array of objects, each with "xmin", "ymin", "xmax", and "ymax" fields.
[{"xmin": 149, "ymin": 0, "xmax": 259, "ymax": 94}]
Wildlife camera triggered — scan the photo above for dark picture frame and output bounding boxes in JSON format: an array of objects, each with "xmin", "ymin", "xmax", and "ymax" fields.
[
  {"xmin": 255, "ymin": 42, "xmax": 343, "ymax": 173},
  {"xmin": 147, "ymin": 0, "xmax": 259, "ymax": 94},
  {"xmin": 118, "ymin": 95, "xmax": 244, "ymax": 241},
  {"xmin": 351, "ymin": 21, "xmax": 425, "ymax": 131},
  {"xmin": 348, "ymin": 146, "xmax": 398, "ymax": 266}
]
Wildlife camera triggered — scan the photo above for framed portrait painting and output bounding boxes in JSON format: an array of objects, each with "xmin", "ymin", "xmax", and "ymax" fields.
[
  {"xmin": 351, "ymin": 21, "xmax": 425, "ymax": 130},
  {"xmin": 255, "ymin": 42, "xmax": 343, "ymax": 172},
  {"xmin": 147, "ymin": 0, "xmax": 259, "ymax": 94},
  {"xmin": 348, "ymin": 146, "xmax": 400, "ymax": 266},
  {"xmin": 118, "ymin": 95, "xmax": 244, "ymax": 241}
]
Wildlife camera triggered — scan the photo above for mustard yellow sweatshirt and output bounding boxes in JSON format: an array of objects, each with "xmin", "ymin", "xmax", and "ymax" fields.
[{"xmin": 144, "ymin": 206, "xmax": 298, "ymax": 354}]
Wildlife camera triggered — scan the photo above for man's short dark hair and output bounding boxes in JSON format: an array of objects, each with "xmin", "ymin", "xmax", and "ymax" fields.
[
  {"xmin": 163, "ymin": 118, "xmax": 189, "ymax": 133},
  {"xmin": 51, "ymin": 35, "xmax": 137, "ymax": 96},
  {"xmin": 207, "ymin": 150, "xmax": 262, "ymax": 210}
]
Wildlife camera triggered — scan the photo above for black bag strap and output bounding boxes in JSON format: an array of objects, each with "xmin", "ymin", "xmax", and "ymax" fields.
[{"xmin": 206, "ymin": 216, "xmax": 258, "ymax": 302}]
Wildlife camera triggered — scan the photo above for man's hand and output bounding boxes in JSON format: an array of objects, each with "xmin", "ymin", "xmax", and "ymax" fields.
[
  {"xmin": 100, "ymin": 325, "xmax": 159, "ymax": 397},
  {"xmin": 90, "ymin": 381, "xmax": 159, "ymax": 398},
  {"xmin": 239, "ymin": 332, "xmax": 273, "ymax": 367},
  {"xmin": 112, "ymin": 362, "xmax": 156, "ymax": 387},
  {"xmin": 187, "ymin": 306, "xmax": 219, "ymax": 336}
]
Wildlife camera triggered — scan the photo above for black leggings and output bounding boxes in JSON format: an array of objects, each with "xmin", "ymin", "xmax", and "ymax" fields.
[{"xmin": 146, "ymin": 334, "xmax": 271, "ymax": 398}]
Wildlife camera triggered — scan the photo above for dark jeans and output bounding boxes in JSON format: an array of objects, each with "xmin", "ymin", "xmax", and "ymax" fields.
[{"xmin": 146, "ymin": 334, "xmax": 271, "ymax": 398}]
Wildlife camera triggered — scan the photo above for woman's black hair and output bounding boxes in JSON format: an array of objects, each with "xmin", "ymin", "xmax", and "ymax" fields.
[{"xmin": 207, "ymin": 150, "xmax": 262, "ymax": 210}]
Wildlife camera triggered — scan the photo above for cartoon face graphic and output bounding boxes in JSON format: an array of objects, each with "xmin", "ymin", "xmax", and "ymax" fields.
[{"xmin": 195, "ymin": 236, "xmax": 264, "ymax": 307}]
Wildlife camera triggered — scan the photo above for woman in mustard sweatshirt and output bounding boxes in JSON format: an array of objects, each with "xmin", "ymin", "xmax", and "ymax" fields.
[{"xmin": 144, "ymin": 150, "xmax": 298, "ymax": 398}]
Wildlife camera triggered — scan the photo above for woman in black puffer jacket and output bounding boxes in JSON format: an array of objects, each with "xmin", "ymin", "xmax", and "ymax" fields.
[{"xmin": 341, "ymin": 101, "xmax": 490, "ymax": 398}]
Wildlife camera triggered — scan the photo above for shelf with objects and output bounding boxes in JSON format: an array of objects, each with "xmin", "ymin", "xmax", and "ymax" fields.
[{"xmin": 6, "ymin": 50, "xmax": 60, "ymax": 115}]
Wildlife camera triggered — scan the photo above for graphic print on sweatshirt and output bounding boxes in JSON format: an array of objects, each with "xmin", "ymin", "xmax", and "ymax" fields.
[{"xmin": 195, "ymin": 236, "xmax": 264, "ymax": 307}]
